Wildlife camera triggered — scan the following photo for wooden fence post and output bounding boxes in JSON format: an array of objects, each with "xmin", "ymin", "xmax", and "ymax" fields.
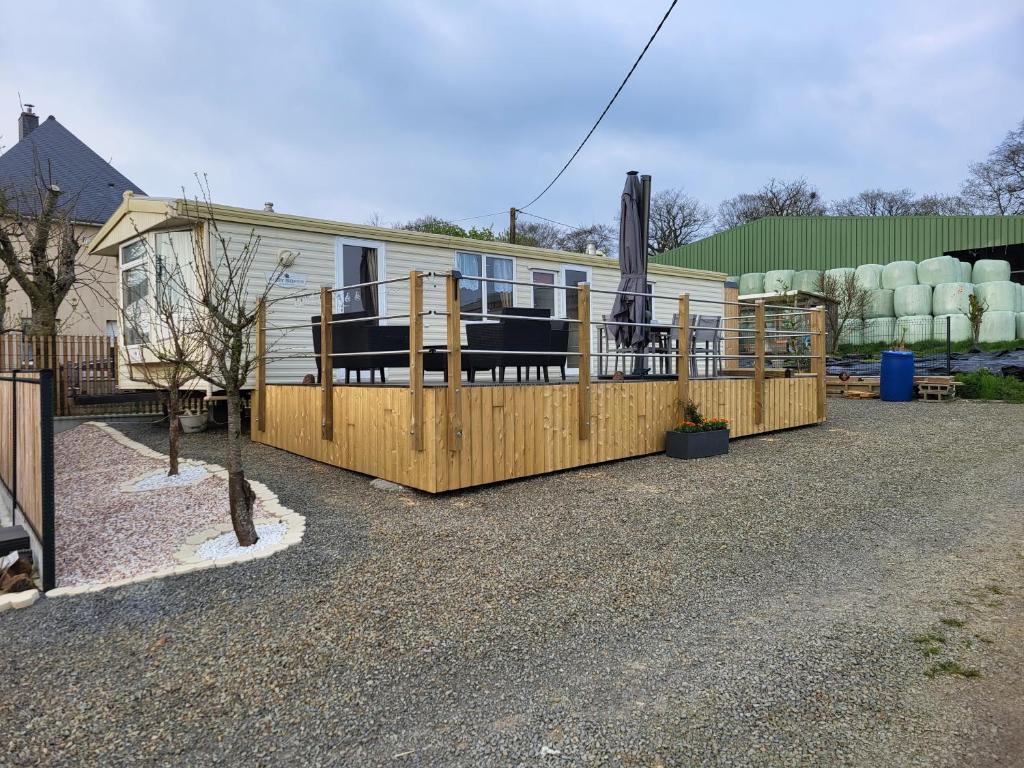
[
  {"xmin": 409, "ymin": 271, "xmax": 424, "ymax": 451},
  {"xmin": 445, "ymin": 272, "xmax": 463, "ymax": 452},
  {"xmin": 577, "ymin": 283, "xmax": 591, "ymax": 440},
  {"xmin": 255, "ymin": 298, "xmax": 266, "ymax": 433},
  {"xmin": 754, "ymin": 300, "xmax": 765, "ymax": 425},
  {"xmin": 320, "ymin": 287, "xmax": 334, "ymax": 441},
  {"xmin": 811, "ymin": 306, "xmax": 826, "ymax": 421},
  {"xmin": 723, "ymin": 283, "xmax": 739, "ymax": 363},
  {"xmin": 677, "ymin": 293, "xmax": 690, "ymax": 413}
]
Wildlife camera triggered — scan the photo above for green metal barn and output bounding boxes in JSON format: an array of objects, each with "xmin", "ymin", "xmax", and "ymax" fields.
[{"xmin": 653, "ymin": 215, "xmax": 1024, "ymax": 280}]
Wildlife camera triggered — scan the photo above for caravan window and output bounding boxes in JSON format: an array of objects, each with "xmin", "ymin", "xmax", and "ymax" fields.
[
  {"xmin": 337, "ymin": 242, "xmax": 380, "ymax": 315},
  {"xmin": 455, "ymin": 252, "xmax": 514, "ymax": 317},
  {"xmin": 119, "ymin": 232, "xmax": 194, "ymax": 347}
]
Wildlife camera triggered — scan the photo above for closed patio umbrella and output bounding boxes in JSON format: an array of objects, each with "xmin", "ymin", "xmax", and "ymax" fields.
[{"xmin": 610, "ymin": 171, "xmax": 650, "ymax": 372}]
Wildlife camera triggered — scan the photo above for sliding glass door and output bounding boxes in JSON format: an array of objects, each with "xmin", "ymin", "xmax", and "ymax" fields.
[{"xmin": 335, "ymin": 238, "xmax": 384, "ymax": 316}]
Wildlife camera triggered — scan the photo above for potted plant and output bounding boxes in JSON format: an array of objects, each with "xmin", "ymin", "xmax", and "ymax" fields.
[{"xmin": 665, "ymin": 400, "xmax": 730, "ymax": 460}]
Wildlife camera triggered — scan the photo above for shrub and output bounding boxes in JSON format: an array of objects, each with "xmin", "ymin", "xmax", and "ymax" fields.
[{"xmin": 955, "ymin": 370, "xmax": 1024, "ymax": 403}]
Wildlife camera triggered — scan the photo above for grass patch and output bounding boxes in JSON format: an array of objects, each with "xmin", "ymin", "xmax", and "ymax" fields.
[
  {"xmin": 912, "ymin": 631, "xmax": 946, "ymax": 645},
  {"xmin": 954, "ymin": 371, "xmax": 1024, "ymax": 403},
  {"xmin": 988, "ymin": 584, "xmax": 1008, "ymax": 595},
  {"xmin": 925, "ymin": 661, "xmax": 981, "ymax": 679},
  {"xmin": 940, "ymin": 617, "xmax": 967, "ymax": 628},
  {"xmin": 837, "ymin": 339, "xmax": 1023, "ymax": 358}
]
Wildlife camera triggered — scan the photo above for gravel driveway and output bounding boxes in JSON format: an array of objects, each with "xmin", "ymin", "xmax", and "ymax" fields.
[{"xmin": 2, "ymin": 399, "xmax": 1022, "ymax": 767}]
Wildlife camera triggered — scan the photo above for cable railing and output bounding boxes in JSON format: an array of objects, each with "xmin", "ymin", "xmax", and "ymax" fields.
[{"xmin": 252, "ymin": 269, "xmax": 827, "ymax": 445}]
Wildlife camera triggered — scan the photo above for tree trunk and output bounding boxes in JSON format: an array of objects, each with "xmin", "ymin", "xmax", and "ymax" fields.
[
  {"xmin": 28, "ymin": 300, "xmax": 58, "ymax": 338},
  {"xmin": 226, "ymin": 389, "xmax": 258, "ymax": 546},
  {"xmin": 167, "ymin": 387, "xmax": 180, "ymax": 476}
]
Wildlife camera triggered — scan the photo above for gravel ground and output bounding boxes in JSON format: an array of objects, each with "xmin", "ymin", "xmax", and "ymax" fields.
[
  {"xmin": 53, "ymin": 424, "xmax": 265, "ymax": 587},
  {"xmin": 2, "ymin": 399, "xmax": 1022, "ymax": 767}
]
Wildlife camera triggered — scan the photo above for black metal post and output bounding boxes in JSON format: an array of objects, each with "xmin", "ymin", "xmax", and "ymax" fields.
[
  {"xmin": 10, "ymin": 369, "xmax": 17, "ymax": 515},
  {"xmin": 37, "ymin": 369, "xmax": 56, "ymax": 592},
  {"xmin": 946, "ymin": 315, "xmax": 952, "ymax": 376}
]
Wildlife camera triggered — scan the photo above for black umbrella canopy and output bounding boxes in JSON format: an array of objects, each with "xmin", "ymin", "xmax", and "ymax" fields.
[{"xmin": 611, "ymin": 171, "xmax": 650, "ymax": 349}]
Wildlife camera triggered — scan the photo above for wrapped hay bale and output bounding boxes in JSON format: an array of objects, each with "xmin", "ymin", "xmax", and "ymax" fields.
[
  {"xmin": 958, "ymin": 260, "xmax": 972, "ymax": 283},
  {"xmin": 824, "ymin": 267, "xmax": 855, "ymax": 291},
  {"xmin": 933, "ymin": 314, "xmax": 972, "ymax": 343},
  {"xmin": 979, "ymin": 311, "xmax": 1016, "ymax": 343},
  {"xmin": 863, "ymin": 317, "xmax": 895, "ymax": 344},
  {"xmin": 763, "ymin": 269, "xmax": 795, "ymax": 293},
  {"xmin": 838, "ymin": 319, "xmax": 864, "ymax": 345},
  {"xmin": 1018, "ymin": 283, "xmax": 1024, "ymax": 312},
  {"xmin": 972, "ymin": 259, "xmax": 1011, "ymax": 284},
  {"xmin": 894, "ymin": 284, "xmax": 932, "ymax": 317},
  {"xmin": 932, "ymin": 282, "xmax": 974, "ymax": 316},
  {"xmin": 793, "ymin": 269, "xmax": 821, "ymax": 292},
  {"xmin": 881, "ymin": 260, "xmax": 918, "ymax": 289},
  {"xmin": 916, "ymin": 255, "xmax": 961, "ymax": 286},
  {"xmin": 864, "ymin": 288, "xmax": 895, "ymax": 318},
  {"xmin": 895, "ymin": 315, "xmax": 933, "ymax": 344},
  {"xmin": 739, "ymin": 273, "xmax": 765, "ymax": 295},
  {"xmin": 854, "ymin": 263, "xmax": 884, "ymax": 290},
  {"xmin": 975, "ymin": 281, "xmax": 1017, "ymax": 312},
  {"xmin": 1017, "ymin": 312, "xmax": 1024, "ymax": 340}
]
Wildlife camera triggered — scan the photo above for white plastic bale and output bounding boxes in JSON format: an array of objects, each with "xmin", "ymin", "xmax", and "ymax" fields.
[
  {"xmin": 1017, "ymin": 312, "xmax": 1024, "ymax": 340},
  {"xmin": 792, "ymin": 270, "xmax": 821, "ymax": 292},
  {"xmin": 824, "ymin": 267, "xmax": 855, "ymax": 290},
  {"xmin": 864, "ymin": 288, "xmax": 895, "ymax": 318},
  {"xmin": 979, "ymin": 311, "xmax": 1016, "ymax": 343},
  {"xmin": 895, "ymin": 315, "xmax": 933, "ymax": 344},
  {"xmin": 931, "ymin": 282, "xmax": 974, "ymax": 316},
  {"xmin": 916, "ymin": 255, "xmax": 961, "ymax": 286},
  {"xmin": 854, "ymin": 264, "xmax": 883, "ymax": 290},
  {"xmin": 894, "ymin": 284, "xmax": 932, "ymax": 317},
  {"xmin": 974, "ymin": 281, "xmax": 1017, "ymax": 312},
  {"xmin": 862, "ymin": 317, "xmax": 895, "ymax": 344},
  {"xmin": 933, "ymin": 314, "xmax": 972, "ymax": 343},
  {"xmin": 838, "ymin": 319, "xmax": 864, "ymax": 345},
  {"xmin": 739, "ymin": 273, "xmax": 765, "ymax": 295},
  {"xmin": 1018, "ymin": 283, "xmax": 1024, "ymax": 312},
  {"xmin": 958, "ymin": 260, "xmax": 972, "ymax": 283},
  {"xmin": 972, "ymin": 259, "xmax": 1011, "ymax": 284},
  {"xmin": 763, "ymin": 269, "xmax": 795, "ymax": 293},
  {"xmin": 881, "ymin": 261, "xmax": 918, "ymax": 289}
]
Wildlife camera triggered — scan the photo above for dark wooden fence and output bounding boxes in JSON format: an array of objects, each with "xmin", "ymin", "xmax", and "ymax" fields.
[
  {"xmin": 0, "ymin": 334, "xmax": 164, "ymax": 416},
  {"xmin": 0, "ymin": 369, "xmax": 56, "ymax": 590}
]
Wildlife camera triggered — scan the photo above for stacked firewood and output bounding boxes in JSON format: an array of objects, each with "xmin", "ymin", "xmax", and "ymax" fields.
[{"xmin": 0, "ymin": 554, "xmax": 36, "ymax": 593}]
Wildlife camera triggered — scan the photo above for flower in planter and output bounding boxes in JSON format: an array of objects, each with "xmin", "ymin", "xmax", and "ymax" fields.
[{"xmin": 673, "ymin": 400, "xmax": 729, "ymax": 432}]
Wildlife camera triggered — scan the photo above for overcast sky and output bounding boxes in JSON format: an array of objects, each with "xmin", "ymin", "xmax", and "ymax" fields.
[{"xmin": 3, "ymin": 0, "xmax": 1022, "ymax": 231}]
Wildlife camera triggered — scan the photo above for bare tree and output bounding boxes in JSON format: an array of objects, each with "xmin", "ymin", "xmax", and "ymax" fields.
[
  {"xmin": 830, "ymin": 188, "xmax": 918, "ymax": 216},
  {"xmin": 0, "ymin": 268, "xmax": 12, "ymax": 332},
  {"xmin": 110, "ymin": 233, "xmax": 209, "ymax": 476},
  {"xmin": 961, "ymin": 118, "xmax": 1024, "ymax": 215},
  {"xmin": 717, "ymin": 177, "xmax": 825, "ymax": 231},
  {"xmin": 0, "ymin": 181, "xmax": 81, "ymax": 340},
  {"xmin": 557, "ymin": 223, "xmax": 616, "ymax": 255},
  {"xmin": 509, "ymin": 220, "xmax": 562, "ymax": 249},
  {"xmin": 647, "ymin": 188, "xmax": 714, "ymax": 254},
  {"xmin": 967, "ymin": 293, "xmax": 987, "ymax": 351},
  {"xmin": 177, "ymin": 183, "xmax": 285, "ymax": 546},
  {"xmin": 817, "ymin": 270, "xmax": 869, "ymax": 353}
]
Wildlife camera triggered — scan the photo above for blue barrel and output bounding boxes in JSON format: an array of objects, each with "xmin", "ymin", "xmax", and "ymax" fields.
[{"xmin": 880, "ymin": 350, "xmax": 914, "ymax": 401}]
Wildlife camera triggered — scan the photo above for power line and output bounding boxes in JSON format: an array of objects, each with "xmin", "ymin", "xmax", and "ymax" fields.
[
  {"xmin": 449, "ymin": 210, "xmax": 506, "ymax": 223},
  {"xmin": 517, "ymin": 0, "xmax": 679, "ymax": 211},
  {"xmin": 515, "ymin": 209, "xmax": 578, "ymax": 231}
]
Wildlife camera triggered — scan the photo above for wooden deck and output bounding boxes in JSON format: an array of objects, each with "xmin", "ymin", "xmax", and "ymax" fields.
[{"xmin": 252, "ymin": 375, "xmax": 824, "ymax": 493}]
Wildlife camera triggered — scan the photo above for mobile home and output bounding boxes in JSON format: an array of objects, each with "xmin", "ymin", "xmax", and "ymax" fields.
[{"xmin": 88, "ymin": 193, "xmax": 728, "ymax": 390}]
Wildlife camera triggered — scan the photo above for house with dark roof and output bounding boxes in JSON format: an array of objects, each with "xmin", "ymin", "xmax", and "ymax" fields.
[{"xmin": 0, "ymin": 106, "xmax": 145, "ymax": 335}]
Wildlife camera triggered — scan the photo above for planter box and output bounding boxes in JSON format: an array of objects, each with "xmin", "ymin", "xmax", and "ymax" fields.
[
  {"xmin": 179, "ymin": 413, "xmax": 208, "ymax": 434},
  {"xmin": 665, "ymin": 428, "xmax": 729, "ymax": 460}
]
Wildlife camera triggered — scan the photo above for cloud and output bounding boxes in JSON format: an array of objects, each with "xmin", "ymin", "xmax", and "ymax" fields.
[{"xmin": 2, "ymin": 0, "xmax": 1021, "ymax": 231}]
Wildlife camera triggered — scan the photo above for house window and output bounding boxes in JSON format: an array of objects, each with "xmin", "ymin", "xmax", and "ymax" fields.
[
  {"xmin": 531, "ymin": 270, "xmax": 556, "ymax": 315},
  {"xmin": 119, "ymin": 232, "xmax": 194, "ymax": 346},
  {"xmin": 455, "ymin": 252, "xmax": 514, "ymax": 317}
]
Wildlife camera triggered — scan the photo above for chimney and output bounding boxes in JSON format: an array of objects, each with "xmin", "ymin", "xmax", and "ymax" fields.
[
  {"xmin": 19, "ymin": 104, "xmax": 39, "ymax": 139},
  {"xmin": 263, "ymin": 202, "xmax": 275, "ymax": 212}
]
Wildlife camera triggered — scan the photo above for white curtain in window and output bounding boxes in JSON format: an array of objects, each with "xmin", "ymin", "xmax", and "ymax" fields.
[{"xmin": 488, "ymin": 257, "xmax": 514, "ymax": 309}]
